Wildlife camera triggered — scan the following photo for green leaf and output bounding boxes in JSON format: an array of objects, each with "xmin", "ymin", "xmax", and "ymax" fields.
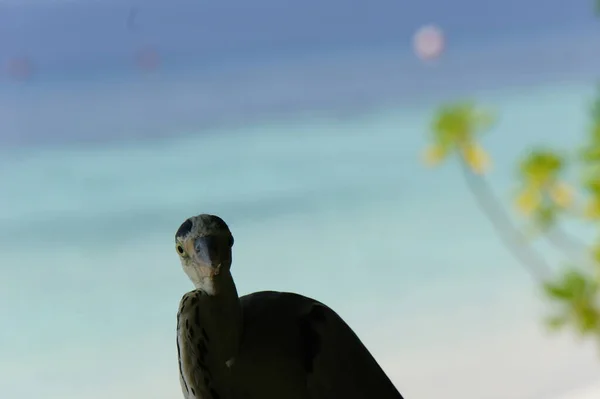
[
  {"xmin": 532, "ymin": 205, "xmax": 557, "ymax": 232},
  {"xmin": 517, "ymin": 150, "xmax": 565, "ymax": 186},
  {"xmin": 543, "ymin": 268, "xmax": 597, "ymax": 301},
  {"xmin": 543, "ymin": 282, "xmax": 574, "ymax": 300},
  {"xmin": 430, "ymin": 102, "xmax": 494, "ymax": 145},
  {"xmin": 565, "ymin": 273, "xmax": 585, "ymax": 293},
  {"xmin": 545, "ymin": 314, "xmax": 568, "ymax": 331},
  {"xmin": 579, "ymin": 146, "xmax": 600, "ymax": 163},
  {"xmin": 583, "ymin": 173, "xmax": 600, "ymax": 194},
  {"xmin": 575, "ymin": 304, "xmax": 600, "ymax": 334}
]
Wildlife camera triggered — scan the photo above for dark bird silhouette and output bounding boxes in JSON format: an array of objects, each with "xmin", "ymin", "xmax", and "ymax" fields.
[{"xmin": 174, "ymin": 214, "xmax": 405, "ymax": 399}]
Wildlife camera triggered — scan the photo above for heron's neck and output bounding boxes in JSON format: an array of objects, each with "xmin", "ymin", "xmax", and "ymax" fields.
[{"xmin": 194, "ymin": 270, "xmax": 243, "ymax": 362}]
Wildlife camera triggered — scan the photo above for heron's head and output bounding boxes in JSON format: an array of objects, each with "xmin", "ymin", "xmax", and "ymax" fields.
[{"xmin": 174, "ymin": 214, "xmax": 234, "ymax": 292}]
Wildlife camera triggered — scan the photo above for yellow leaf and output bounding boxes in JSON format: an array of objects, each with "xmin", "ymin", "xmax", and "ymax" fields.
[
  {"xmin": 422, "ymin": 145, "xmax": 447, "ymax": 167},
  {"xmin": 549, "ymin": 182, "xmax": 574, "ymax": 209},
  {"xmin": 461, "ymin": 143, "xmax": 491, "ymax": 174},
  {"xmin": 515, "ymin": 187, "xmax": 542, "ymax": 215},
  {"xmin": 591, "ymin": 244, "xmax": 600, "ymax": 264},
  {"xmin": 584, "ymin": 199, "xmax": 600, "ymax": 220}
]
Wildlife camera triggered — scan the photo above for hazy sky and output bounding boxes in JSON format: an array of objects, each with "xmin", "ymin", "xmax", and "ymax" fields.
[
  {"xmin": 0, "ymin": 0, "xmax": 597, "ymax": 72},
  {"xmin": 2, "ymin": 1, "xmax": 600, "ymax": 146}
]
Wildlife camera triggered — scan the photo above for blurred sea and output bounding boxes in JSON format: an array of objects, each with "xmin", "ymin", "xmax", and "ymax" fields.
[{"xmin": 2, "ymin": 35, "xmax": 600, "ymax": 399}]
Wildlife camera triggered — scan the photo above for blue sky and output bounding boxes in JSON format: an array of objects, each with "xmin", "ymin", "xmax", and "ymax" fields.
[
  {"xmin": 2, "ymin": 1, "xmax": 600, "ymax": 147},
  {"xmin": 0, "ymin": 0, "xmax": 597, "ymax": 73}
]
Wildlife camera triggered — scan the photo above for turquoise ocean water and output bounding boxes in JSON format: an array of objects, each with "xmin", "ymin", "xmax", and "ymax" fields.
[{"xmin": 2, "ymin": 35, "xmax": 600, "ymax": 398}]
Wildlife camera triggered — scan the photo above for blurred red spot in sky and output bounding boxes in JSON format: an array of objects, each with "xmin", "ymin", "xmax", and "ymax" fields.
[
  {"xmin": 135, "ymin": 47, "xmax": 160, "ymax": 71},
  {"xmin": 6, "ymin": 57, "xmax": 34, "ymax": 81},
  {"xmin": 413, "ymin": 24, "xmax": 445, "ymax": 62}
]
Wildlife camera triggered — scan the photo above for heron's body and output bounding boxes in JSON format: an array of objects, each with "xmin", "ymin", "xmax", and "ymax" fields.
[
  {"xmin": 174, "ymin": 214, "xmax": 405, "ymax": 399},
  {"xmin": 232, "ymin": 291, "xmax": 402, "ymax": 399}
]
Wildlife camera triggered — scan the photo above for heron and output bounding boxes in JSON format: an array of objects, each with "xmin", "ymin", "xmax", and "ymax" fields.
[{"xmin": 175, "ymin": 214, "xmax": 405, "ymax": 399}]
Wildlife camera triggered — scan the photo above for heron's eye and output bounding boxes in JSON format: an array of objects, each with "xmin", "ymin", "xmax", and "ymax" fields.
[{"xmin": 176, "ymin": 244, "xmax": 185, "ymax": 255}]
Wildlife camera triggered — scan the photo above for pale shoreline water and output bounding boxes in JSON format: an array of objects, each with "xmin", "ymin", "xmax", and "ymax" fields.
[
  {"xmin": 2, "ymin": 77, "xmax": 600, "ymax": 397},
  {"xmin": 557, "ymin": 383, "xmax": 600, "ymax": 399}
]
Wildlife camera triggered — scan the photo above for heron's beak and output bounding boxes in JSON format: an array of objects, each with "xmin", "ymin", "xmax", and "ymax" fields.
[{"xmin": 194, "ymin": 236, "xmax": 220, "ymax": 268}]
